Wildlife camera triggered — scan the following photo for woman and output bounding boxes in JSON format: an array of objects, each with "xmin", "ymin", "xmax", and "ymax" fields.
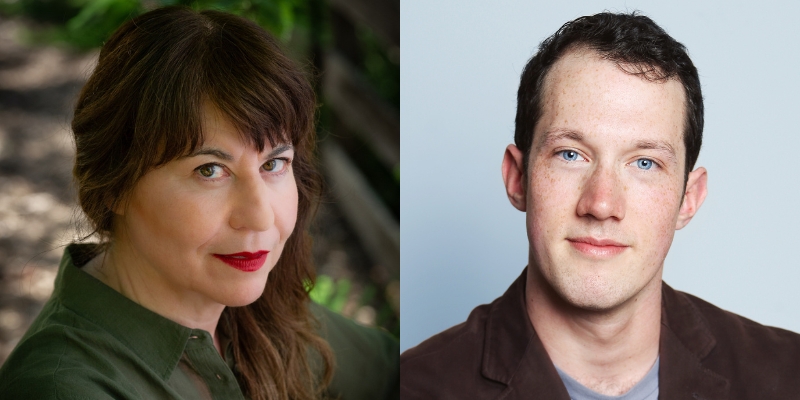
[{"xmin": 0, "ymin": 6, "xmax": 398, "ymax": 400}]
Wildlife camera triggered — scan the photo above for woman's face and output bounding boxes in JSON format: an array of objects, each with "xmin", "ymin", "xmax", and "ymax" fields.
[{"xmin": 113, "ymin": 105, "xmax": 298, "ymax": 308}]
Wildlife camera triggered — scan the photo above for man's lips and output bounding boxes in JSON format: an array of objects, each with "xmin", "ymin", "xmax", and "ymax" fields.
[
  {"xmin": 567, "ymin": 237, "xmax": 628, "ymax": 258},
  {"xmin": 213, "ymin": 251, "xmax": 269, "ymax": 272}
]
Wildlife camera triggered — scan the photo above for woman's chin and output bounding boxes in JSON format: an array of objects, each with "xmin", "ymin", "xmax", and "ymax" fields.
[{"xmin": 216, "ymin": 278, "xmax": 269, "ymax": 307}]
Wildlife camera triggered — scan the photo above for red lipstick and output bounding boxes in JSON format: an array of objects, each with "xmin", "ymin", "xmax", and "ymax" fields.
[
  {"xmin": 567, "ymin": 237, "xmax": 628, "ymax": 258},
  {"xmin": 213, "ymin": 251, "xmax": 269, "ymax": 272}
]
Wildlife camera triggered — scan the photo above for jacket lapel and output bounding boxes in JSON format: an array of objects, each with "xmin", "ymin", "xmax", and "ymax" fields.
[
  {"xmin": 660, "ymin": 283, "xmax": 730, "ymax": 400},
  {"xmin": 480, "ymin": 269, "xmax": 570, "ymax": 400}
]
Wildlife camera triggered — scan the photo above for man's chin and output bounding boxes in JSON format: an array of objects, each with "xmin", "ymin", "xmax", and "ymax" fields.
[{"xmin": 551, "ymin": 277, "xmax": 634, "ymax": 312}]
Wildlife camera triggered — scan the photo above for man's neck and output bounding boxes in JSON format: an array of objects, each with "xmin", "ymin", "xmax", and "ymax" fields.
[{"xmin": 525, "ymin": 266, "xmax": 662, "ymax": 396}]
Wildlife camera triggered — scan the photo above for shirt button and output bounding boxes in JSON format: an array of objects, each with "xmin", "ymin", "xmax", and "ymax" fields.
[
  {"xmin": 216, "ymin": 374, "xmax": 223, "ymax": 380},
  {"xmin": 189, "ymin": 335, "xmax": 199, "ymax": 339}
]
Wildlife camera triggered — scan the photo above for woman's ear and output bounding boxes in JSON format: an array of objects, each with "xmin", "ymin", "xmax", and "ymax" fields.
[
  {"xmin": 106, "ymin": 193, "xmax": 126, "ymax": 216},
  {"xmin": 502, "ymin": 144, "xmax": 527, "ymax": 212}
]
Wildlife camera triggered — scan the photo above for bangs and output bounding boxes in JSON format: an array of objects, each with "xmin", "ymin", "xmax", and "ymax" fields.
[{"xmin": 130, "ymin": 9, "xmax": 314, "ymax": 167}]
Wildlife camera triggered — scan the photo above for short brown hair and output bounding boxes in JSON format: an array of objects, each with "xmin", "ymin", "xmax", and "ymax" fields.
[
  {"xmin": 72, "ymin": 6, "xmax": 333, "ymax": 400},
  {"xmin": 515, "ymin": 12, "xmax": 703, "ymax": 180}
]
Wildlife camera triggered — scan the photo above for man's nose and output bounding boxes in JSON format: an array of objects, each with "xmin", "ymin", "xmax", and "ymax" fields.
[
  {"xmin": 229, "ymin": 176, "xmax": 274, "ymax": 232},
  {"xmin": 575, "ymin": 165, "xmax": 626, "ymax": 221}
]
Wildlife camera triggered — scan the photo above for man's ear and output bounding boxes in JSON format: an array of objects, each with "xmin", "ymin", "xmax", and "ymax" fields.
[
  {"xmin": 502, "ymin": 144, "xmax": 527, "ymax": 212},
  {"xmin": 676, "ymin": 167, "xmax": 708, "ymax": 230}
]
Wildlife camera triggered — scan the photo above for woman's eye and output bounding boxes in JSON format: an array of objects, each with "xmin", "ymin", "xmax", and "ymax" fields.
[
  {"xmin": 558, "ymin": 150, "xmax": 583, "ymax": 162},
  {"xmin": 262, "ymin": 158, "xmax": 288, "ymax": 173},
  {"xmin": 196, "ymin": 164, "xmax": 224, "ymax": 178},
  {"xmin": 635, "ymin": 158, "xmax": 655, "ymax": 170}
]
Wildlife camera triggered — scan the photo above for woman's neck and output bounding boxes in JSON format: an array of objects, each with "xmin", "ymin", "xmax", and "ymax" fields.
[{"xmin": 82, "ymin": 244, "xmax": 226, "ymax": 356}]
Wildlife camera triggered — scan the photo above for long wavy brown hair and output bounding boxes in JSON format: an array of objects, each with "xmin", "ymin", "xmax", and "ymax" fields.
[{"xmin": 71, "ymin": 6, "xmax": 334, "ymax": 400}]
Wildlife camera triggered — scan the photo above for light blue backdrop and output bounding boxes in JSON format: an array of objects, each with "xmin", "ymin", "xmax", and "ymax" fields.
[{"xmin": 401, "ymin": 1, "xmax": 800, "ymax": 352}]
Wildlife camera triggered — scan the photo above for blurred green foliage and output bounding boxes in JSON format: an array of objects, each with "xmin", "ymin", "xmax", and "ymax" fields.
[
  {"xmin": 358, "ymin": 27, "xmax": 399, "ymax": 109},
  {"xmin": 310, "ymin": 274, "xmax": 351, "ymax": 313},
  {"xmin": 2, "ymin": 0, "xmax": 309, "ymax": 49}
]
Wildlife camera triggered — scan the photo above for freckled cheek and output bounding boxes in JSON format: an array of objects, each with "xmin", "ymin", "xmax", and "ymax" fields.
[
  {"xmin": 628, "ymin": 181, "xmax": 682, "ymax": 256},
  {"xmin": 527, "ymin": 165, "xmax": 576, "ymax": 241}
]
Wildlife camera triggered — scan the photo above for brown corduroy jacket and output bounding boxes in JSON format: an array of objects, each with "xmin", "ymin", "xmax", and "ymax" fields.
[{"xmin": 400, "ymin": 269, "xmax": 800, "ymax": 399}]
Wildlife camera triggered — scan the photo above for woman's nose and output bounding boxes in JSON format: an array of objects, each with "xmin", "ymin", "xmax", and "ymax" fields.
[{"xmin": 229, "ymin": 176, "xmax": 275, "ymax": 232}]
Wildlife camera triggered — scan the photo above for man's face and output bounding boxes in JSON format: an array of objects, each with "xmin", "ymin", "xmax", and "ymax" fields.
[{"xmin": 503, "ymin": 49, "xmax": 706, "ymax": 311}]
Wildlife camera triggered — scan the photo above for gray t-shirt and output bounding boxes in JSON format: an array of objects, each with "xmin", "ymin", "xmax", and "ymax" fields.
[{"xmin": 555, "ymin": 357, "xmax": 659, "ymax": 400}]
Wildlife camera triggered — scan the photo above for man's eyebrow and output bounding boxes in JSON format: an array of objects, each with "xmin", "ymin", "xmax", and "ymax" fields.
[
  {"xmin": 634, "ymin": 140, "xmax": 677, "ymax": 162},
  {"xmin": 185, "ymin": 144, "xmax": 294, "ymax": 160},
  {"xmin": 539, "ymin": 131, "xmax": 677, "ymax": 160},
  {"xmin": 537, "ymin": 129, "xmax": 585, "ymax": 150}
]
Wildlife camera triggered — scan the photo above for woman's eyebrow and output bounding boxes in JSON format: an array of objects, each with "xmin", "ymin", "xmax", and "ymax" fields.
[
  {"xmin": 186, "ymin": 148, "xmax": 234, "ymax": 161},
  {"xmin": 185, "ymin": 144, "xmax": 293, "ymax": 161},
  {"xmin": 268, "ymin": 144, "xmax": 294, "ymax": 158}
]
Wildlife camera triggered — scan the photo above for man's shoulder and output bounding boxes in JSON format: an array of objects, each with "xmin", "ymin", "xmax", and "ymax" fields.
[
  {"xmin": 667, "ymin": 287, "xmax": 800, "ymax": 394},
  {"xmin": 401, "ymin": 301, "xmax": 491, "ymax": 361},
  {"xmin": 674, "ymin": 288, "xmax": 800, "ymax": 352},
  {"xmin": 401, "ymin": 270, "xmax": 538, "ymax": 399},
  {"xmin": 400, "ymin": 302, "xmax": 505, "ymax": 399}
]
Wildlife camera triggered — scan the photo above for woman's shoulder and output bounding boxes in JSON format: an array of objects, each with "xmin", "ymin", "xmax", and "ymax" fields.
[
  {"xmin": 0, "ymin": 351, "xmax": 120, "ymax": 400},
  {"xmin": 0, "ymin": 304, "xmax": 140, "ymax": 399},
  {"xmin": 0, "ymin": 323, "xmax": 124, "ymax": 399},
  {"xmin": 310, "ymin": 302, "xmax": 399, "ymax": 400},
  {"xmin": 310, "ymin": 301, "xmax": 397, "ymax": 349}
]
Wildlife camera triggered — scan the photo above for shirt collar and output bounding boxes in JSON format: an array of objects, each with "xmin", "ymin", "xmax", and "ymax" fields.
[{"xmin": 54, "ymin": 243, "xmax": 194, "ymax": 380}]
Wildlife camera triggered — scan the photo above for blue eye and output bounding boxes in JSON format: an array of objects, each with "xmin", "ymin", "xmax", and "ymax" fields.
[
  {"xmin": 560, "ymin": 150, "xmax": 580, "ymax": 161},
  {"xmin": 635, "ymin": 159, "xmax": 654, "ymax": 170}
]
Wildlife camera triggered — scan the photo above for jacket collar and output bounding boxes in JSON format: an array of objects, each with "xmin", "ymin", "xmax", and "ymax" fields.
[
  {"xmin": 660, "ymin": 283, "xmax": 730, "ymax": 399},
  {"xmin": 480, "ymin": 269, "xmax": 570, "ymax": 399},
  {"xmin": 54, "ymin": 243, "xmax": 195, "ymax": 381},
  {"xmin": 479, "ymin": 267, "xmax": 729, "ymax": 399}
]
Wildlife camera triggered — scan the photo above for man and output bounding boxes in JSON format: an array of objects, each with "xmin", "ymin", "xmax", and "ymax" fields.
[{"xmin": 400, "ymin": 12, "xmax": 800, "ymax": 399}]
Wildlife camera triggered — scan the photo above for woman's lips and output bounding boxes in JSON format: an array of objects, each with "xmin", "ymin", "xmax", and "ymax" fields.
[
  {"xmin": 213, "ymin": 251, "xmax": 269, "ymax": 272},
  {"xmin": 567, "ymin": 237, "xmax": 628, "ymax": 258}
]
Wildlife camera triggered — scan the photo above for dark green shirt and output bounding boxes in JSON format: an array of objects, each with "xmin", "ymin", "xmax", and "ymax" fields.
[{"xmin": 0, "ymin": 244, "xmax": 399, "ymax": 399}]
